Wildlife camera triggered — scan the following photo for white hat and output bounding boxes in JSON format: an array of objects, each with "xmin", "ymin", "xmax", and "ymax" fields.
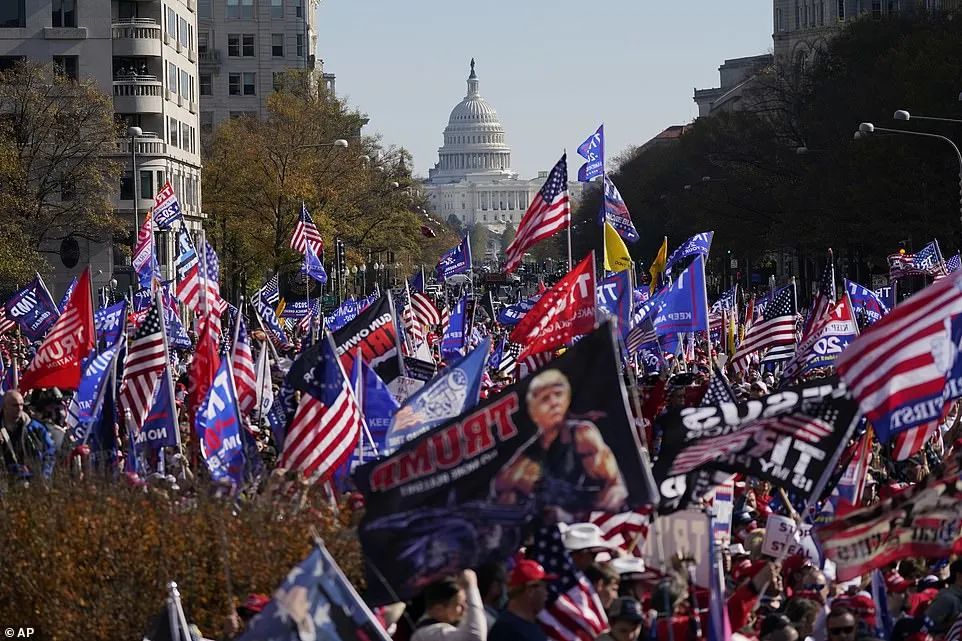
[
  {"xmin": 562, "ymin": 523, "xmax": 614, "ymax": 552},
  {"xmin": 611, "ymin": 556, "xmax": 647, "ymax": 579},
  {"xmin": 728, "ymin": 543, "xmax": 749, "ymax": 556}
]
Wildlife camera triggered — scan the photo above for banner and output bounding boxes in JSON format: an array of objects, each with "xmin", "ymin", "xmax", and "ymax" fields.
[
  {"xmin": 596, "ymin": 271, "xmax": 632, "ymax": 338},
  {"xmin": 383, "ymin": 338, "xmax": 489, "ymax": 455},
  {"xmin": 603, "ymin": 221, "xmax": 632, "ymax": 273},
  {"xmin": 653, "ymin": 377, "xmax": 858, "ymax": 513},
  {"xmin": 350, "ymin": 358, "xmax": 398, "ymax": 467},
  {"xmin": 195, "ymin": 359, "xmax": 245, "ymax": 486},
  {"xmin": 68, "ymin": 345, "xmax": 119, "ymax": 444},
  {"xmin": 818, "ymin": 476, "xmax": 962, "ymax": 581},
  {"xmin": 496, "ymin": 292, "xmax": 542, "ymax": 327},
  {"xmin": 326, "ymin": 297, "xmax": 360, "ymax": 331},
  {"xmin": 136, "ymin": 369, "xmax": 179, "ymax": 451},
  {"xmin": 844, "ymin": 278, "xmax": 889, "ymax": 327},
  {"xmin": 436, "ymin": 236, "xmax": 472, "ymax": 282},
  {"xmin": 94, "ymin": 301, "xmax": 127, "ymax": 348},
  {"xmin": 440, "ymin": 296, "xmax": 467, "ymax": 359},
  {"xmin": 5, "ymin": 275, "xmax": 60, "ymax": 341},
  {"xmin": 355, "ymin": 323, "xmax": 656, "ymax": 604},
  {"xmin": 665, "ymin": 232, "xmax": 714, "ymax": 275},
  {"xmin": 782, "ymin": 296, "xmax": 859, "ymax": 378},
  {"xmin": 651, "ymin": 254, "xmax": 709, "ymax": 337},
  {"xmin": 510, "ymin": 254, "xmax": 597, "ymax": 360},
  {"xmin": 600, "ymin": 176, "xmax": 638, "ymax": 243},
  {"xmin": 576, "ymin": 124, "xmax": 604, "ymax": 182}
]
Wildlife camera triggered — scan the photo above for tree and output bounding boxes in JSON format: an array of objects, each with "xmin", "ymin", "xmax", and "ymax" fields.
[
  {"xmin": 500, "ymin": 223, "xmax": 516, "ymax": 255},
  {"xmin": 0, "ymin": 61, "xmax": 123, "ymax": 286},
  {"xmin": 469, "ymin": 223, "xmax": 490, "ymax": 264},
  {"xmin": 446, "ymin": 214, "xmax": 465, "ymax": 237}
]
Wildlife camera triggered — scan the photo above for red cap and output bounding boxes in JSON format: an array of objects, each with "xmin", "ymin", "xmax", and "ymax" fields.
[
  {"xmin": 833, "ymin": 594, "xmax": 876, "ymax": 628},
  {"xmin": 508, "ymin": 560, "xmax": 559, "ymax": 588},
  {"xmin": 879, "ymin": 482, "xmax": 909, "ymax": 500},
  {"xmin": 240, "ymin": 593, "xmax": 270, "ymax": 614},
  {"xmin": 782, "ymin": 554, "xmax": 810, "ymax": 581},
  {"xmin": 885, "ymin": 571, "xmax": 913, "ymax": 594},
  {"xmin": 731, "ymin": 558, "xmax": 755, "ymax": 583}
]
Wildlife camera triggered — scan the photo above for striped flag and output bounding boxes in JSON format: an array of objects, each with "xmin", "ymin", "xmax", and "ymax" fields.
[
  {"xmin": 503, "ymin": 154, "xmax": 570, "ymax": 273},
  {"xmin": 290, "ymin": 202, "xmax": 323, "ymax": 255},
  {"xmin": 733, "ymin": 285, "xmax": 796, "ymax": 366},
  {"xmin": 589, "ymin": 507, "xmax": 653, "ymax": 556},
  {"xmin": 175, "ymin": 223, "xmax": 201, "ymax": 313},
  {"xmin": 119, "ymin": 300, "xmax": 167, "ymax": 431},
  {"xmin": 948, "ymin": 252, "xmax": 962, "ymax": 274},
  {"xmin": 517, "ymin": 350, "xmax": 553, "ymax": 380},
  {"xmin": 279, "ymin": 332, "xmax": 363, "ymax": 482},
  {"xmin": 803, "ymin": 250, "xmax": 836, "ymax": 336},
  {"xmin": 232, "ymin": 317, "xmax": 257, "ymax": 416},
  {"xmin": 529, "ymin": 520, "xmax": 608, "ymax": 641},
  {"xmin": 892, "ymin": 420, "xmax": 938, "ymax": 461},
  {"xmin": 945, "ymin": 613, "xmax": 962, "ymax": 641},
  {"xmin": 411, "ymin": 291, "xmax": 441, "ymax": 331},
  {"xmin": 701, "ymin": 366, "xmax": 736, "ymax": 406},
  {"xmin": 837, "ymin": 270, "xmax": 962, "ymax": 442},
  {"xmin": 498, "ymin": 341, "xmax": 522, "ymax": 376}
]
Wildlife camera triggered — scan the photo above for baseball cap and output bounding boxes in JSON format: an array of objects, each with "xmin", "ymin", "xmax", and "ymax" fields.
[
  {"xmin": 508, "ymin": 560, "xmax": 559, "ymax": 588},
  {"xmin": 608, "ymin": 597, "xmax": 644, "ymax": 623},
  {"xmin": 239, "ymin": 593, "xmax": 270, "ymax": 615}
]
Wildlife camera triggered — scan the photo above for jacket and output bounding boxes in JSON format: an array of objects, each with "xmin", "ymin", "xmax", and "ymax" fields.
[
  {"xmin": 924, "ymin": 585, "xmax": 962, "ymax": 634},
  {"xmin": 411, "ymin": 582, "xmax": 486, "ymax": 641},
  {"xmin": 0, "ymin": 412, "xmax": 56, "ymax": 480}
]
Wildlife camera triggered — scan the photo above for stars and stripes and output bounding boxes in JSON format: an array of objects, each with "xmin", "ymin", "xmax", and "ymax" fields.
[
  {"xmin": 232, "ymin": 318, "xmax": 257, "ymax": 416},
  {"xmin": 291, "ymin": 202, "xmax": 323, "ymax": 255},
  {"xmin": 589, "ymin": 507, "xmax": 653, "ymax": 556},
  {"xmin": 892, "ymin": 420, "xmax": 938, "ymax": 461},
  {"xmin": 279, "ymin": 333, "xmax": 364, "ymax": 482},
  {"xmin": 503, "ymin": 154, "xmax": 571, "ymax": 273},
  {"xmin": 948, "ymin": 253, "xmax": 962, "ymax": 274},
  {"xmin": 733, "ymin": 285, "xmax": 797, "ymax": 365},
  {"xmin": 261, "ymin": 273, "xmax": 281, "ymax": 305},
  {"xmin": 625, "ymin": 317, "xmax": 658, "ymax": 355},
  {"xmin": 119, "ymin": 301, "xmax": 167, "ymax": 432},
  {"xmin": 175, "ymin": 223, "xmax": 201, "ymax": 313},
  {"xmin": 701, "ymin": 366, "xmax": 737, "ymax": 406},
  {"xmin": 529, "ymin": 521, "xmax": 608, "ymax": 641},
  {"xmin": 411, "ymin": 291, "xmax": 441, "ymax": 332},
  {"xmin": 944, "ymin": 613, "xmax": 962, "ymax": 641}
]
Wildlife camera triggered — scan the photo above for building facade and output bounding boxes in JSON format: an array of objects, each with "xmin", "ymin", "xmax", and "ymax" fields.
[
  {"xmin": 423, "ymin": 60, "xmax": 582, "ymax": 263},
  {"xmin": 693, "ymin": 54, "xmax": 773, "ymax": 118},
  {"xmin": 0, "ymin": 0, "xmax": 203, "ymax": 295},
  {"xmin": 196, "ymin": 0, "xmax": 333, "ymax": 134}
]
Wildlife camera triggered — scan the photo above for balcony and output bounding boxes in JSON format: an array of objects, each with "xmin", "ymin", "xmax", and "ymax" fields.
[
  {"xmin": 198, "ymin": 49, "xmax": 221, "ymax": 66},
  {"xmin": 113, "ymin": 131, "xmax": 167, "ymax": 157},
  {"xmin": 111, "ymin": 19, "xmax": 161, "ymax": 57},
  {"xmin": 112, "ymin": 75, "xmax": 163, "ymax": 114}
]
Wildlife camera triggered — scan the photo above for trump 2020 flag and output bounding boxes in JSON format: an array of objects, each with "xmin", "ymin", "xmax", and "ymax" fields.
[
  {"xmin": 59, "ymin": 276, "xmax": 78, "ymax": 313},
  {"xmin": 440, "ymin": 296, "xmax": 467, "ymax": 359},
  {"xmin": 436, "ymin": 236, "xmax": 472, "ymax": 282},
  {"xmin": 152, "ymin": 180, "xmax": 183, "ymax": 229},
  {"xmin": 67, "ymin": 345, "xmax": 120, "ymax": 444},
  {"xmin": 665, "ymin": 232, "xmax": 714, "ymax": 275},
  {"xmin": 302, "ymin": 242, "xmax": 328, "ymax": 284},
  {"xmin": 600, "ymin": 175, "xmax": 638, "ymax": 243},
  {"xmin": 5, "ymin": 274, "xmax": 60, "ymax": 341},
  {"xmin": 652, "ymin": 254, "xmax": 710, "ymax": 338},
  {"xmin": 137, "ymin": 369, "xmax": 179, "ymax": 451},
  {"xmin": 195, "ymin": 359, "xmax": 245, "ymax": 486},
  {"xmin": 95, "ymin": 300, "xmax": 127, "ymax": 349},
  {"xmin": 383, "ymin": 337, "xmax": 489, "ymax": 455},
  {"xmin": 577, "ymin": 124, "xmax": 604, "ymax": 182},
  {"xmin": 596, "ymin": 270, "xmax": 632, "ymax": 339},
  {"xmin": 339, "ymin": 355, "xmax": 398, "ymax": 476},
  {"xmin": 844, "ymin": 278, "xmax": 889, "ymax": 327},
  {"xmin": 132, "ymin": 212, "xmax": 159, "ymax": 290}
]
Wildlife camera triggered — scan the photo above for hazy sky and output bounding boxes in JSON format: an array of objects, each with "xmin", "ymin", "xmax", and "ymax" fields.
[{"xmin": 316, "ymin": 1, "xmax": 774, "ymax": 179}]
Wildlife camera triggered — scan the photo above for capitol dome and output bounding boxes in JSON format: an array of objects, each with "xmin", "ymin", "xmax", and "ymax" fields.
[{"xmin": 427, "ymin": 59, "xmax": 517, "ymax": 185}]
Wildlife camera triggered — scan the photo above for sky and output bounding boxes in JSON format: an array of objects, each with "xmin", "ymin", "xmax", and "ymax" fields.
[{"xmin": 316, "ymin": 1, "xmax": 774, "ymax": 179}]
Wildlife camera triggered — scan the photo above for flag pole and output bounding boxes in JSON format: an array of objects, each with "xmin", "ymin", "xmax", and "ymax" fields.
[{"xmin": 154, "ymin": 289, "xmax": 184, "ymax": 462}]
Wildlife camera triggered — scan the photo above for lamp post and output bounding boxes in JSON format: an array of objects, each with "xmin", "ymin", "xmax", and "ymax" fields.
[
  {"xmin": 360, "ymin": 263, "xmax": 367, "ymax": 294},
  {"xmin": 857, "ymin": 121, "xmax": 962, "ymax": 236},
  {"xmin": 128, "ymin": 126, "xmax": 143, "ymax": 241}
]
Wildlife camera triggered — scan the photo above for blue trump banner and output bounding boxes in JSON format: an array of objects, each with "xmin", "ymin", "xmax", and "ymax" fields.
[
  {"xmin": 577, "ymin": 124, "xmax": 604, "ymax": 182},
  {"xmin": 279, "ymin": 299, "xmax": 316, "ymax": 319},
  {"xmin": 94, "ymin": 301, "xmax": 127, "ymax": 348},
  {"xmin": 596, "ymin": 271, "xmax": 632, "ymax": 338},
  {"xmin": 436, "ymin": 236, "xmax": 472, "ymax": 282},
  {"xmin": 844, "ymin": 279, "xmax": 890, "ymax": 327},
  {"xmin": 440, "ymin": 296, "xmax": 467, "ymax": 359},
  {"xmin": 600, "ymin": 174, "xmax": 639, "ymax": 242},
  {"xmin": 334, "ymin": 355, "xmax": 399, "ymax": 485},
  {"xmin": 5, "ymin": 275, "xmax": 60, "ymax": 341},
  {"xmin": 302, "ymin": 243, "xmax": 328, "ymax": 284},
  {"xmin": 326, "ymin": 297, "xmax": 360, "ymax": 331},
  {"xmin": 195, "ymin": 359, "xmax": 245, "ymax": 486},
  {"xmin": 68, "ymin": 345, "xmax": 119, "ymax": 444},
  {"xmin": 875, "ymin": 283, "xmax": 896, "ymax": 311},
  {"xmin": 496, "ymin": 292, "xmax": 542, "ymax": 327},
  {"xmin": 665, "ymin": 232, "xmax": 714, "ymax": 275},
  {"xmin": 253, "ymin": 285, "xmax": 291, "ymax": 349},
  {"xmin": 59, "ymin": 275, "xmax": 78, "ymax": 312},
  {"xmin": 652, "ymin": 255, "xmax": 710, "ymax": 337},
  {"xmin": 137, "ymin": 369, "xmax": 179, "ymax": 451},
  {"xmin": 383, "ymin": 337, "xmax": 490, "ymax": 455}
]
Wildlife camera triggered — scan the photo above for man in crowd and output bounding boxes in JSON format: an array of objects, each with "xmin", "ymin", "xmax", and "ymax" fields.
[
  {"xmin": 924, "ymin": 560, "xmax": 962, "ymax": 635},
  {"xmin": 0, "ymin": 389, "xmax": 55, "ymax": 482},
  {"xmin": 488, "ymin": 560, "xmax": 556, "ymax": 641},
  {"xmin": 411, "ymin": 570, "xmax": 486, "ymax": 641}
]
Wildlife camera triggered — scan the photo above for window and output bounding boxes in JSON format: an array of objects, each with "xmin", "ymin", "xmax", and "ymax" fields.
[
  {"xmin": 198, "ymin": 31, "xmax": 208, "ymax": 54},
  {"xmin": 242, "ymin": 34, "xmax": 254, "ymax": 56},
  {"xmin": 272, "ymin": 33, "xmax": 283, "ymax": 57},
  {"xmin": 52, "ymin": 0, "xmax": 77, "ymax": 28},
  {"xmin": 0, "ymin": 1, "xmax": 25, "ymax": 28},
  {"xmin": 180, "ymin": 123, "xmax": 190, "ymax": 152},
  {"xmin": 271, "ymin": 0, "xmax": 283, "ymax": 18},
  {"xmin": 228, "ymin": 33, "xmax": 240, "ymax": 57},
  {"xmin": 200, "ymin": 72, "xmax": 212, "ymax": 95},
  {"xmin": 140, "ymin": 170, "xmax": 153, "ymax": 200},
  {"xmin": 296, "ymin": 33, "xmax": 304, "ymax": 57},
  {"xmin": 228, "ymin": 72, "xmax": 241, "ymax": 95},
  {"xmin": 178, "ymin": 16, "xmax": 188, "ymax": 48},
  {"xmin": 795, "ymin": 1, "xmax": 800, "ymax": 27},
  {"xmin": 155, "ymin": 170, "xmax": 165, "ymax": 191},
  {"xmin": 872, "ymin": 0, "xmax": 882, "ymax": 17},
  {"xmin": 53, "ymin": 56, "xmax": 78, "ymax": 81},
  {"xmin": 167, "ymin": 61, "xmax": 176, "ymax": 91},
  {"xmin": 190, "ymin": 128, "xmax": 195, "ymax": 154},
  {"xmin": 226, "ymin": 0, "xmax": 253, "ymax": 18},
  {"xmin": 198, "ymin": 0, "xmax": 211, "ymax": 18},
  {"xmin": 169, "ymin": 117, "xmax": 177, "ymax": 146},
  {"xmin": 179, "ymin": 69, "xmax": 189, "ymax": 98},
  {"xmin": 837, "ymin": 0, "xmax": 845, "ymax": 19},
  {"xmin": 166, "ymin": 6, "xmax": 176, "ymax": 38},
  {"xmin": 120, "ymin": 172, "xmax": 134, "ymax": 200},
  {"xmin": 226, "ymin": 0, "xmax": 239, "ymax": 18},
  {"xmin": 296, "ymin": 0, "xmax": 303, "ymax": 17},
  {"xmin": 243, "ymin": 72, "xmax": 255, "ymax": 95}
]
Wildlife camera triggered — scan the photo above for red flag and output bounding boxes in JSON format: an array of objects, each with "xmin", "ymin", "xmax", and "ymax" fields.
[
  {"xmin": 19, "ymin": 269, "xmax": 94, "ymax": 392},
  {"xmin": 510, "ymin": 254, "xmax": 596, "ymax": 361},
  {"xmin": 188, "ymin": 316, "xmax": 221, "ymax": 420}
]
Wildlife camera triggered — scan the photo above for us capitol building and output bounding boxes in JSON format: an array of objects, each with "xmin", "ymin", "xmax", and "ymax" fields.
[{"xmin": 422, "ymin": 60, "xmax": 583, "ymax": 260}]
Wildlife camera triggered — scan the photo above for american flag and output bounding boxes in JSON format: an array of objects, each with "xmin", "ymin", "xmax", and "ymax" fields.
[
  {"xmin": 0, "ymin": 310, "xmax": 16, "ymax": 336},
  {"xmin": 497, "ymin": 340, "xmax": 522, "ymax": 375},
  {"xmin": 625, "ymin": 316, "xmax": 658, "ymax": 355},
  {"xmin": 948, "ymin": 252, "xmax": 962, "ymax": 274},
  {"xmin": 290, "ymin": 202, "xmax": 323, "ymax": 255},
  {"xmin": 411, "ymin": 291, "xmax": 441, "ymax": 332},
  {"xmin": 439, "ymin": 304, "xmax": 451, "ymax": 335},
  {"xmin": 529, "ymin": 521, "xmax": 608, "ymax": 641},
  {"xmin": 701, "ymin": 366, "xmax": 737, "ymax": 406},
  {"xmin": 837, "ymin": 271, "xmax": 962, "ymax": 441},
  {"xmin": 279, "ymin": 333, "xmax": 363, "ymax": 482},
  {"xmin": 175, "ymin": 223, "xmax": 201, "ymax": 313},
  {"xmin": 710, "ymin": 285, "xmax": 738, "ymax": 313},
  {"xmin": 119, "ymin": 301, "xmax": 167, "ymax": 432},
  {"xmin": 232, "ymin": 317, "xmax": 257, "ymax": 416},
  {"xmin": 945, "ymin": 613, "xmax": 962, "ymax": 641},
  {"xmin": 589, "ymin": 507, "xmax": 653, "ymax": 556},
  {"xmin": 152, "ymin": 180, "xmax": 182, "ymax": 229},
  {"xmin": 892, "ymin": 420, "xmax": 938, "ymax": 461},
  {"xmin": 503, "ymin": 154, "xmax": 570, "ymax": 273},
  {"xmin": 733, "ymin": 285, "xmax": 796, "ymax": 365},
  {"xmin": 803, "ymin": 251, "xmax": 835, "ymax": 336},
  {"xmin": 889, "ymin": 241, "xmax": 947, "ymax": 279}
]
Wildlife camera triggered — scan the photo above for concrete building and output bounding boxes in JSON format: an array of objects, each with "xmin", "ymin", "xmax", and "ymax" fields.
[
  {"xmin": 423, "ymin": 60, "xmax": 583, "ymax": 264},
  {"xmin": 196, "ymin": 0, "xmax": 333, "ymax": 134},
  {"xmin": 0, "ymin": 0, "xmax": 202, "ymax": 295},
  {"xmin": 693, "ymin": 55, "xmax": 773, "ymax": 118}
]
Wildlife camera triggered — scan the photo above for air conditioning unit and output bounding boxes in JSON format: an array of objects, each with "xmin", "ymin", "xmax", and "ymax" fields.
[{"xmin": 164, "ymin": 88, "xmax": 173, "ymax": 100}]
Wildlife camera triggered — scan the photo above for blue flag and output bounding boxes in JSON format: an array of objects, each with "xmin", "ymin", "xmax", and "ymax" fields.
[
  {"xmin": 195, "ymin": 359, "xmax": 245, "ymax": 486},
  {"xmin": 874, "ymin": 283, "xmax": 896, "ymax": 312},
  {"xmin": 436, "ymin": 236, "xmax": 472, "ymax": 281},
  {"xmin": 652, "ymin": 254, "xmax": 709, "ymax": 337},
  {"xmin": 383, "ymin": 337, "xmax": 489, "ymax": 454},
  {"xmin": 5, "ymin": 275, "xmax": 60, "ymax": 341},
  {"xmin": 137, "ymin": 369, "xmax": 179, "ymax": 451},
  {"xmin": 440, "ymin": 296, "xmax": 467, "ymax": 359},
  {"xmin": 160, "ymin": 293, "xmax": 191, "ymax": 350},
  {"xmin": 237, "ymin": 545, "xmax": 392, "ymax": 641},
  {"xmin": 844, "ymin": 278, "xmax": 889, "ymax": 327},
  {"xmin": 279, "ymin": 299, "xmax": 316, "ymax": 320},
  {"xmin": 326, "ymin": 297, "xmax": 359, "ymax": 331},
  {"xmin": 59, "ymin": 276, "xmax": 78, "ymax": 312},
  {"xmin": 596, "ymin": 270, "xmax": 632, "ymax": 339},
  {"xmin": 488, "ymin": 336, "xmax": 506, "ymax": 371},
  {"xmin": 665, "ymin": 232, "xmax": 714, "ymax": 275},
  {"xmin": 132, "ymin": 288, "xmax": 152, "ymax": 312},
  {"xmin": 339, "ymin": 356, "xmax": 398, "ymax": 478},
  {"xmin": 94, "ymin": 301, "xmax": 127, "ymax": 349},
  {"xmin": 496, "ymin": 292, "xmax": 542, "ymax": 327},
  {"xmin": 409, "ymin": 270, "xmax": 425, "ymax": 294},
  {"xmin": 577, "ymin": 124, "xmax": 604, "ymax": 182},
  {"xmin": 302, "ymin": 243, "xmax": 328, "ymax": 284},
  {"xmin": 68, "ymin": 345, "xmax": 120, "ymax": 444},
  {"xmin": 599, "ymin": 175, "xmax": 639, "ymax": 242},
  {"xmin": 253, "ymin": 285, "xmax": 291, "ymax": 349}
]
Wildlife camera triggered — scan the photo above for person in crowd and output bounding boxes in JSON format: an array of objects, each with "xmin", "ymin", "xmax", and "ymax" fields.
[
  {"xmin": 488, "ymin": 560, "xmax": 556, "ymax": 641},
  {"xmin": 0, "ymin": 389, "xmax": 55, "ymax": 482},
  {"xmin": 583, "ymin": 562, "xmax": 619, "ymax": 610},
  {"xmin": 611, "ymin": 557, "xmax": 647, "ymax": 603},
  {"xmin": 825, "ymin": 606, "xmax": 858, "ymax": 641},
  {"xmin": 476, "ymin": 562, "xmax": 507, "ymax": 630},
  {"xmin": 562, "ymin": 523, "xmax": 616, "ymax": 571},
  {"xmin": 760, "ymin": 613, "xmax": 799, "ymax": 641},
  {"xmin": 785, "ymin": 597, "xmax": 819, "ymax": 641},
  {"xmin": 411, "ymin": 570, "xmax": 486, "ymax": 641},
  {"xmin": 596, "ymin": 597, "xmax": 643, "ymax": 641},
  {"xmin": 924, "ymin": 559, "xmax": 962, "ymax": 635}
]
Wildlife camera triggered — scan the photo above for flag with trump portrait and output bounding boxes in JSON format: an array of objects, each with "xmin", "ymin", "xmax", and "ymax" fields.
[{"xmin": 354, "ymin": 322, "xmax": 657, "ymax": 605}]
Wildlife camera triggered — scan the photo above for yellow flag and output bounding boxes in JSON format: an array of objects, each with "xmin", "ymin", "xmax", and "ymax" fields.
[
  {"xmin": 275, "ymin": 298, "xmax": 286, "ymax": 319},
  {"xmin": 604, "ymin": 222, "xmax": 632, "ymax": 273},
  {"xmin": 649, "ymin": 236, "xmax": 668, "ymax": 294}
]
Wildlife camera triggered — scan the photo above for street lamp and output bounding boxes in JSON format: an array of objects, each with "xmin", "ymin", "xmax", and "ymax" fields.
[
  {"xmin": 127, "ymin": 126, "xmax": 143, "ymax": 238},
  {"xmin": 857, "ymin": 121, "xmax": 962, "ymax": 234},
  {"xmin": 894, "ymin": 109, "xmax": 962, "ymax": 125},
  {"xmin": 359, "ymin": 263, "xmax": 367, "ymax": 294}
]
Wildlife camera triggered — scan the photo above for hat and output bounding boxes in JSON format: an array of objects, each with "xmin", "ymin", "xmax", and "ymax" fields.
[
  {"xmin": 885, "ymin": 572, "xmax": 913, "ymax": 594},
  {"xmin": 919, "ymin": 575, "xmax": 942, "ymax": 590},
  {"xmin": 728, "ymin": 543, "xmax": 749, "ymax": 557},
  {"xmin": 239, "ymin": 593, "xmax": 270, "ymax": 615},
  {"xmin": 608, "ymin": 597, "xmax": 644, "ymax": 623},
  {"xmin": 508, "ymin": 560, "xmax": 559, "ymax": 588},
  {"xmin": 750, "ymin": 381, "xmax": 769, "ymax": 394},
  {"xmin": 562, "ymin": 523, "xmax": 614, "ymax": 553},
  {"xmin": 611, "ymin": 556, "xmax": 647, "ymax": 580},
  {"xmin": 833, "ymin": 593, "xmax": 876, "ymax": 627}
]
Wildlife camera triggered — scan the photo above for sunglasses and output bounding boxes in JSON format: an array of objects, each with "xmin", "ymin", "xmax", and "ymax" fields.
[
  {"xmin": 803, "ymin": 583, "xmax": 826, "ymax": 591},
  {"xmin": 829, "ymin": 626, "xmax": 855, "ymax": 635}
]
